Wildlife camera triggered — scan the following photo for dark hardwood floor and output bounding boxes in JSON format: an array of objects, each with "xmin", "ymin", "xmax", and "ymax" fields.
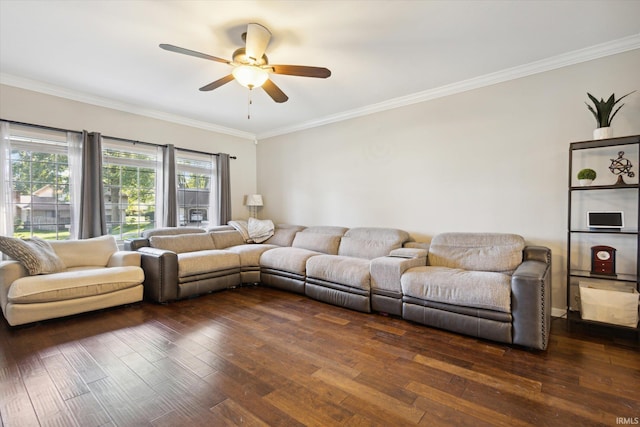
[{"xmin": 1, "ymin": 286, "xmax": 639, "ymax": 426}]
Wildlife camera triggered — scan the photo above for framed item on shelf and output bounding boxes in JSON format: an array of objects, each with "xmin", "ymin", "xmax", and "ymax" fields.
[
  {"xmin": 587, "ymin": 211, "xmax": 624, "ymax": 230},
  {"xmin": 590, "ymin": 245, "xmax": 617, "ymax": 276}
]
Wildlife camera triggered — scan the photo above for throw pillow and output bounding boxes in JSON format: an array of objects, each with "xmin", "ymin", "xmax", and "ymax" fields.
[{"xmin": 0, "ymin": 236, "xmax": 66, "ymax": 275}]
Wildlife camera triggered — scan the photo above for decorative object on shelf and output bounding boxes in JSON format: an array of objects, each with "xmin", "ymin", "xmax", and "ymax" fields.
[
  {"xmin": 245, "ymin": 194, "xmax": 263, "ymax": 219},
  {"xmin": 608, "ymin": 151, "xmax": 635, "ymax": 185},
  {"xmin": 577, "ymin": 168, "xmax": 596, "ymax": 186},
  {"xmin": 593, "ymin": 127, "xmax": 613, "ymax": 140},
  {"xmin": 585, "ymin": 91, "xmax": 635, "ymax": 139},
  {"xmin": 590, "ymin": 245, "xmax": 617, "ymax": 276}
]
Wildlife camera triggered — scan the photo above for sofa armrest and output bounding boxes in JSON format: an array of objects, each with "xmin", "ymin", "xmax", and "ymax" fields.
[
  {"xmin": 124, "ymin": 237, "xmax": 150, "ymax": 251},
  {"xmin": 388, "ymin": 248, "xmax": 428, "ymax": 259},
  {"xmin": 403, "ymin": 241, "xmax": 430, "ymax": 251},
  {"xmin": 138, "ymin": 247, "xmax": 179, "ymax": 302},
  {"xmin": 523, "ymin": 245, "xmax": 551, "ymax": 264},
  {"xmin": 107, "ymin": 251, "xmax": 141, "ymax": 268},
  {"xmin": 370, "ymin": 252, "xmax": 427, "ymax": 295},
  {"xmin": 0, "ymin": 260, "xmax": 28, "ymax": 311},
  {"xmin": 511, "ymin": 246, "xmax": 551, "ymax": 350}
]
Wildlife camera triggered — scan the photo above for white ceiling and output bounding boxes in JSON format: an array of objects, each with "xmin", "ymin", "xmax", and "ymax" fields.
[{"xmin": 1, "ymin": 0, "xmax": 639, "ymax": 140}]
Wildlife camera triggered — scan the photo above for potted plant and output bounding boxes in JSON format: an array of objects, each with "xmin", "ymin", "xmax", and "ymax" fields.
[
  {"xmin": 585, "ymin": 91, "xmax": 635, "ymax": 139},
  {"xmin": 577, "ymin": 168, "xmax": 597, "ymax": 186}
]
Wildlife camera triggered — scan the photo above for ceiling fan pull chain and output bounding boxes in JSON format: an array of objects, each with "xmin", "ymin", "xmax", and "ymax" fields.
[{"xmin": 247, "ymin": 87, "xmax": 253, "ymax": 119}]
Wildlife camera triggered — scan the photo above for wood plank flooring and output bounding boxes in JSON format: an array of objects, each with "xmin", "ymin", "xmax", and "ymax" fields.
[{"xmin": 1, "ymin": 285, "xmax": 639, "ymax": 426}]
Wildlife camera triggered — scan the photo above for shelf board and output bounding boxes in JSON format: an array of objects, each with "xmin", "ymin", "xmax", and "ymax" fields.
[
  {"xmin": 570, "ymin": 183, "xmax": 639, "ymax": 191},
  {"xmin": 569, "ymin": 228, "xmax": 639, "ymax": 234},
  {"xmin": 569, "ymin": 269, "xmax": 638, "ymax": 283},
  {"xmin": 570, "ymin": 135, "xmax": 640, "ymax": 150},
  {"xmin": 567, "ymin": 310, "xmax": 639, "ymax": 331}
]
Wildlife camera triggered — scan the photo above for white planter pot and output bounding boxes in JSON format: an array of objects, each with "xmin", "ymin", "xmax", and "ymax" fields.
[
  {"xmin": 579, "ymin": 179, "xmax": 593, "ymax": 186},
  {"xmin": 593, "ymin": 127, "xmax": 612, "ymax": 140}
]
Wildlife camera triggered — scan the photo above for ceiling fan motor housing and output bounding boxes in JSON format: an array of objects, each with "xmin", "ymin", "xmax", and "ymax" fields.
[{"xmin": 232, "ymin": 48, "xmax": 268, "ymax": 66}]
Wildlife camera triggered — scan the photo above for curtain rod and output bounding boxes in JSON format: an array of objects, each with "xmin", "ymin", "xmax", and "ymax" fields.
[
  {"xmin": 1, "ymin": 118, "xmax": 82, "ymax": 135},
  {"xmin": 1, "ymin": 118, "xmax": 237, "ymax": 159}
]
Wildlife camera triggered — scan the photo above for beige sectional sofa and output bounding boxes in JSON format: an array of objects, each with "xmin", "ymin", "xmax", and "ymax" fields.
[
  {"xmin": 127, "ymin": 224, "xmax": 551, "ymax": 350},
  {"xmin": 1, "ymin": 235, "xmax": 144, "ymax": 326}
]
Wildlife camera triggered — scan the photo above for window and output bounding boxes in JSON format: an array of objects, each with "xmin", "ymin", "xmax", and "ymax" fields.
[
  {"xmin": 176, "ymin": 150, "xmax": 216, "ymax": 228},
  {"xmin": 1, "ymin": 121, "xmax": 224, "ymax": 243},
  {"xmin": 6, "ymin": 126, "xmax": 74, "ymax": 240},
  {"xmin": 102, "ymin": 138, "xmax": 160, "ymax": 240}
]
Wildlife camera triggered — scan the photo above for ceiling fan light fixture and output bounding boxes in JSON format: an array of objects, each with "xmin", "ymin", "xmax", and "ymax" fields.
[{"xmin": 232, "ymin": 65, "xmax": 269, "ymax": 89}]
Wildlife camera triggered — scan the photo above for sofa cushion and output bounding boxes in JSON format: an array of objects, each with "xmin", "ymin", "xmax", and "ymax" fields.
[
  {"xmin": 211, "ymin": 230, "xmax": 246, "ymax": 249},
  {"xmin": 149, "ymin": 233, "xmax": 216, "ymax": 254},
  {"xmin": 260, "ymin": 247, "xmax": 321, "ymax": 275},
  {"xmin": 302, "ymin": 226, "xmax": 349, "ymax": 235},
  {"xmin": 428, "ymin": 233, "xmax": 524, "ymax": 273},
  {"xmin": 177, "ymin": 250, "xmax": 240, "ymax": 277},
  {"xmin": 8, "ymin": 266, "xmax": 144, "ymax": 304},
  {"xmin": 226, "ymin": 244, "xmax": 278, "ymax": 267},
  {"xmin": 401, "ymin": 266, "xmax": 512, "ymax": 313},
  {"xmin": 306, "ymin": 255, "xmax": 371, "ymax": 290},
  {"xmin": 50, "ymin": 235, "xmax": 118, "ymax": 269},
  {"xmin": 263, "ymin": 225, "xmax": 306, "ymax": 247},
  {"xmin": 292, "ymin": 233, "xmax": 342, "ymax": 255},
  {"xmin": 338, "ymin": 228, "xmax": 409, "ymax": 259},
  {"xmin": 207, "ymin": 225, "xmax": 235, "ymax": 232},
  {"xmin": 143, "ymin": 227, "xmax": 206, "ymax": 238},
  {"xmin": 0, "ymin": 236, "xmax": 66, "ymax": 275}
]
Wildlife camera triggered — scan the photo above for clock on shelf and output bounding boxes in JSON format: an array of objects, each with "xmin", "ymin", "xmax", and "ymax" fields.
[{"xmin": 590, "ymin": 245, "xmax": 617, "ymax": 276}]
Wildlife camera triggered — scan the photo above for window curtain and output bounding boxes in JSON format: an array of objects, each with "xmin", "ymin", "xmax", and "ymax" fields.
[
  {"xmin": 67, "ymin": 131, "xmax": 83, "ymax": 239},
  {"xmin": 0, "ymin": 122, "xmax": 13, "ymax": 238},
  {"xmin": 216, "ymin": 153, "xmax": 231, "ymax": 225},
  {"xmin": 208, "ymin": 154, "xmax": 218, "ymax": 227},
  {"xmin": 162, "ymin": 144, "xmax": 177, "ymax": 227},
  {"xmin": 78, "ymin": 131, "xmax": 106, "ymax": 238}
]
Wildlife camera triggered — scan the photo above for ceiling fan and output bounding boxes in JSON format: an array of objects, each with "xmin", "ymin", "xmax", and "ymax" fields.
[{"xmin": 160, "ymin": 23, "xmax": 331, "ymax": 103}]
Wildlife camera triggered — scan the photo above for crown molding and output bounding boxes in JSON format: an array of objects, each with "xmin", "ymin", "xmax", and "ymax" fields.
[
  {"xmin": 2, "ymin": 34, "xmax": 638, "ymax": 142},
  {"xmin": 257, "ymin": 34, "xmax": 640, "ymax": 140},
  {"xmin": 0, "ymin": 73, "xmax": 257, "ymax": 141}
]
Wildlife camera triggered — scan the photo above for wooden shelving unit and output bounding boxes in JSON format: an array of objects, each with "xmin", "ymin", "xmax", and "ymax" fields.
[{"xmin": 566, "ymin": 135, "xmax": 639, "ymax": 337}]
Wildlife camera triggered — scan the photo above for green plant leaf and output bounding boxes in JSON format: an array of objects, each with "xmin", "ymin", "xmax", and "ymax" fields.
[
  {"xmin": 586, "ymin": 91, "xmax": 636, "ymax": 127},
  {"xmin": 585, "ymin": 102, "xmax": 599, "ymax": 122},
  {"xmin": 609, "ymin": 103, "xmax": 625, "ymax": 125}
]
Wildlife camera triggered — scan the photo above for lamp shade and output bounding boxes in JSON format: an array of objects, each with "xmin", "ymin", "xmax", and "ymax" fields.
[
  {"xmin": 245, "ymin": 194, "xmax": 263, "ymax": 207},
  {"xmin": 232, "ymin": 65, "xmax": 269, "ymax": 89}
]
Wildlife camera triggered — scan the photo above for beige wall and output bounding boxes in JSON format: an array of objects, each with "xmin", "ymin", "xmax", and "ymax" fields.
[
  {"xmin": 257, "ymin": 49, "xmax": 640, "ymax": 312},
  {"xmin": 0, "ymin": 84, "xmax": 258, "ymax": 220}
]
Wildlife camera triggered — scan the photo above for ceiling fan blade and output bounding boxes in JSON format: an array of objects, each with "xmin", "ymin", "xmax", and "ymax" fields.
[
  {"xmin": 262, "ymin": 79, "xmax": 288, "ymax": 103},
  {"xmin": 270, "ymin": 65, "xmax": 331, "ymax": 78},
  {"xmin": 199, "ymin": 75, "xmax": 234, "ymax": 91},
  {"xmin": 245, "ymin": 23, "xmax": 271, "ymax": 64},
  {"xmin": 159, "ymin": 44, "xmax": 230, "ymax": 64}
]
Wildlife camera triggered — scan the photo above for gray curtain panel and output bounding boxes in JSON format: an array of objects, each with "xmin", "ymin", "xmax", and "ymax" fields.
[
  {"xmin": 163, "ymin": 144, "xmax": 178, "ymax": 227},
  {"xmin": 79, "ymin": 131, "xmax": 107, "ymax": 238},
  {"xmin": 216, "ymin": 153, "xmax": 231, "ymax": 225}
]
